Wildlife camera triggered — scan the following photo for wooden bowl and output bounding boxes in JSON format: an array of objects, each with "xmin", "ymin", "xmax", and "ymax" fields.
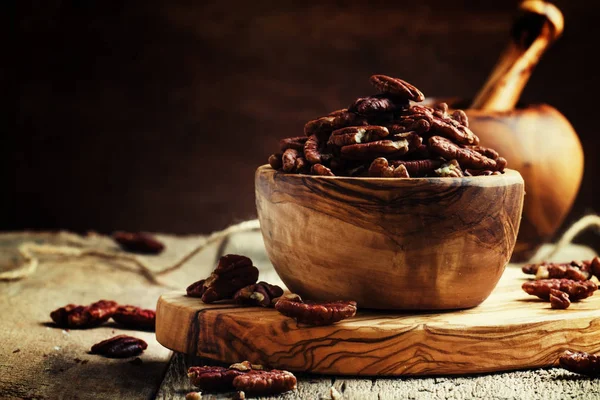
[{"xmin": 255, "ymin": 165, "xmax": 525, "ymax": 310}]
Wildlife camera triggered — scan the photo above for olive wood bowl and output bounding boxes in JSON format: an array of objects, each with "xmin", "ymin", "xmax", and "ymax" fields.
[{"xmin": 255, "ymin": 165, "xmax": 525, "ymax": 310}]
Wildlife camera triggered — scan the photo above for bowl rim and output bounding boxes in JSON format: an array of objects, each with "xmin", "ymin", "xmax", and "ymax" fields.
[{"xmin": 256, "ymin": 164, "xmax": 523, "ymax": 184}]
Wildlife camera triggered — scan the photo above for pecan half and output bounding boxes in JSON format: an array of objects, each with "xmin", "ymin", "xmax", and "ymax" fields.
[
  {"xmin": 112, "ymin": 305, "xmax": 156, "ymax": 331},
  {"xmin": 234, "ymin": 282, "xmax": 284, "ymax": 307},
  {"xmin": 349, "ymin": 94, "xmax": 408, "ymax": 116},
  {"xmin": 311, "ymin": 164, "xmax": 335, "ymax": 176},
  {"xmin": 591, "ymin": 257, "xmax": 600, "ymax": 278},
  {"xmin": 369, "ymin": 75, "xmax": 425, "ymax": 102},
  {"xmin": 90, "ymin": 335, "xmax": 147, "ymax": 358},
  {"xmin": 304, "ymin": 109, "xmax": 367, "ymax": 136},
  {"xmin": 279, "ymin": 136, "xmax": 308, "ymax": 152},
  {"xmin": 451, "ymin": 109, "xmax": 469, "ymax": 127},
  {"xmin": 329, "ymin": 126, "xmax": 389, "ymax": 147},
  {"xmin": 50, "ymin": 300, "xmax": 118, "ymax": 329},
  {"xmin": 188, "ymin": 366, "xmax": 245, "ymax": 391},
  {"xmin": 550, "ymin": 289, "xmax": 571, "ymax": 309},
  {"xmin": 275, "ymin": 297, "xmax": 357, "ymax": 326},
  {"xmin": 304, "ymin": 134, "xmax": 325, "ymax": 164},
  {"xmin": 186, "ymin": 254, "xmax": 259, "ymax": 303},
  {"xmin": 341, "ymin": 139, "xmax": 411, "ymax": 160},
  {"xmin": 522, "ymin": 261, "xmax": 591, "ymax": 281},
  {"xmin": 282, "ymin": 148, "xmax": 300, "ymax": 172},
  {"xmin": 233, "ymin": 370, "xmax": 297, "ymax": 396},
  {"xmin": 390, "ymin": 159, "xmax": 443, "ymax": 177},
  {"xmin": 185, "ymin": 392, "xmax": 202, "ymax": 400},
  {"xmin": 467, "ymin": 145, "xmax": 499, "ymax": 160},
  {"xmin": 112, "ymin": 232, "xmax": 165, "ymax": 254},
  {"xmin": 268, "ymin": 153, "xmax": 283, "ymax": 170},
  {"xmin": 398, "ymin": 105, "xmax": 479, "ymax": 145},
  {"xmin": 559, "ymin": 350, "xmax": 600, "ymax": 377},
  {"xmin": 522, "ymin": 279, "xmax": 597, "ymax": 301},
  {"xmin": 434, "ymin": 159, "xmax": 464, "ymax": 177},
  {"xmin": 429, "ymin": 136, "xmax": 496, "ymax": 169},
  {"xmin": 368, "ymin": 157, "xmax": 410, "ymax": 178}
]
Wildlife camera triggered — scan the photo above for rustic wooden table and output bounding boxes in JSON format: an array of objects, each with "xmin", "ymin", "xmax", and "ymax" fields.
[{"xmin": 1, "ymin": 230, "xmax": 600, "ymax": 400}]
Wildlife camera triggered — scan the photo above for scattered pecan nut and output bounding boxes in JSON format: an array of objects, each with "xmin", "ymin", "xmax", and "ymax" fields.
[
  {"xmin": 369, "ymin": 75, "xmax": 425, "ymax": 102},
  {"xmin": 275, "ymin": 297, "xmax": 357, "ymax": 326},
  {"xmin": 233, "ymin": 370, "xmax": 297, "ymax": 396},
  {"xmin": 50, "ymin": 300, "xmax": 118, "ymax": 329},
  {"xmin": 434, "ymin": 159, "xmax": 464, "ymax": 177},
  {"xmin": 112, "ymin": 232, "xmax": 165, "ymax": 254},
  {"xmin": 112, "ymin": 305, "xmax": 156, "ymax": 331},
  {"xmin": 90, "ymin": 335, "xmax": 147, "ymax": 358},
  {"xmin": 559, "ymin": 350, "xmax": 600, "ymax": 377},
  {"xmin": 549, "ymin": 289, "xmax": 571, "ymax": 309},
  {"xmin": 186, "ymin": 254, "xmax": 259, "ymax": 303},
  {"xmin": 522, "ymin": 279, "xmax": 597, "ymax": 301},
  {"xmin": 522, "ymin": 260, "xmax": 592, "ymax": 281},
  {"xmin": 234, "ymin": 282, "xmax": 284, "ymax": 307},
  {"xmin": 188, "ymin": 365, "xmax": 246, "ymax": 391}
]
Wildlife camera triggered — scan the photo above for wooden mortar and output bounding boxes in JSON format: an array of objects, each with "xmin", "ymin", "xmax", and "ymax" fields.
[{"xmin": 467, "ymin": 1, "xmax": 584, "ymax": 261}]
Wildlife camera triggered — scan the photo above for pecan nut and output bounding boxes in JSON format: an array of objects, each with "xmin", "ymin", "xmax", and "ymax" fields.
[
  {"xmin": 304, "ymin": 109, "xmax": 367, "ymax": 136},
  {"xmin": 233, "ymin": 370, "xmax": 297, "ymax": 396},
  {"xmin": 268, "ymin": 153, "xmax": 283, "ymax": 170},
  {"xmin": 549, "ymin": 289, "xmax": 571, "ymax": 309},
  {"xmin": 282, "ymin": 148, "xmax": 300, "ymax": 172},
  {"xmin": 369, "ymin": 75, "xmax": 425, "ymax": 102},
  {"xmin": 368, "ymin": 157, "xmax": 410, "ymax": 178},
  {"xmin": 451, "ymin": 109, "xmax": 469, "ymax": 127},
  {"xmin": 90, "ymin": 335, "xmax": 147, "ymax": 358},
  {"xmin": 398, "ymin": 105, "xmax": 479, "ymax": 145},
  {"xmin": 311, "ymin": 164, "xmax": 335, "ymax": 176},
  {"xmin": 349, "ymin": 94, "xmax": 408, "ymax": 116},
  {"xmin": 559, "ymin": 350, "xmax": 600, "ymax": 377},
  {"xmin": 434, "ymin": 159, "xmax": 464, "ymax": 177},
  {"xmin": 112, "ymin": 305, "xmax": 156, "ymax": 331},
  {"xmin": 279, "ymin": 136, "xmax": 308, "ymax": 152},
  {"xmin": 186, "ymin": 254, "xmax": 259, "ymax": 303},
  {"xmin": 390, "ymin": 159, "xmax": 443, "ymax": 177},
  {"xmin": 522, "ymin": 279, "xmax": 597, "ymax": 301},
  {"xmin": 341, "ymin": 139, "xmax": 412, "ymax": 160},
  {"xmin": 188, "ymin": 366, "xmax": 245, "ymax": 391},
  {"xmin": 275, "ymin": 297, "xmax": 357, "ymax": 326},
  {"xmin": 50, "ymin": 300, "xmax": 118, "ymax": 329},
  {"xmin": 112, "ymin": 232, "xmax": 165, "ymax": 254},
  {"xmin": 234, "ymin": 282, "xmax": 284, "ymax": 307},
  {"xmin": 522, "ymin": 260, "xmax": 591, "ymax": 281},
  {"xmin": 328, "ymin": 126, "xmax": 390, "ymax": 147},
  {"xmin": 304, "ymin": 134, "xmax": 325, "ymax": 164},
  {"xmin": 429, "ymin": 136, "xmax": 496, "ymax": 169}
]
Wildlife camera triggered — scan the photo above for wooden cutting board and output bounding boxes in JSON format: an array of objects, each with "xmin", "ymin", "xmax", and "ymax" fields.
[{"xmin": 155, "ymin": 267, "xmax": 600, "ymax": 376}]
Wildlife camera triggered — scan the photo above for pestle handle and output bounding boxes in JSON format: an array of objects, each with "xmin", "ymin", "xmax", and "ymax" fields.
[{"xmin": 470, "ymin": 1, "xmax": 564, "ymax": 112}]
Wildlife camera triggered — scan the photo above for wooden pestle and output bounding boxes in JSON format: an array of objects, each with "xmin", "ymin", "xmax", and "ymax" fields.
[{"xmin": 470, "ymin": 1, "xmax": 564, "ymax": 111}]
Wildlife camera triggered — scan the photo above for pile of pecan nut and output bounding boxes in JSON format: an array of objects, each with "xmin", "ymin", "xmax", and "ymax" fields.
[
  {"xmin": 268, "ymin": 74, "xmax": 507, "ymax": 178},
  {"xmin": 521, "ymin": 257, "xmax": 600, "ymax": 309}
]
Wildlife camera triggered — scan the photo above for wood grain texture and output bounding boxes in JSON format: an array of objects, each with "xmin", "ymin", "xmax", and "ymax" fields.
[
  {"xmin": 463, "ymin": 103, "xmax": 584, "ymax": 261},
  {"xmin": 156, "ymin": 267, "xmax": 600, "ymax": 376},
  {"xmin": 156, "ymin": 352, "xmax": 600, "ymax": 400},
  {"xmin": 254, "ymin": 165, "xmax": 524, "ymax": 310}
]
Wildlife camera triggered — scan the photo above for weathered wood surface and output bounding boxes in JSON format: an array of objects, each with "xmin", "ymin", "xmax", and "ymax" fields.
[
  {"xmin": 156, "ymin": 352, "xmax": 600, "ymax": 400},
  {"xmin": 255, "ymin": 165, "xmax": 524, "ymax": 309},
  {"xmin": 0, "ymin": 231, "xmax": 269, "ymax": 400},
  {"xmin": 157, "ymin": 266, "xmax": 600, "ymax": 376}
]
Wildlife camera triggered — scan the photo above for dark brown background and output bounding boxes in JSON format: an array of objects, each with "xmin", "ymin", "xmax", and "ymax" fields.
[{"xmin": 8, "ymin": 1, "xmax": 600, "ymax": 246}]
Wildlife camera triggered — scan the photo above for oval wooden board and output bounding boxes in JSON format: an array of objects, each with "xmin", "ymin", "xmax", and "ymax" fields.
[{"xmin": 156, "ymin": 267, "xmax": 600, "ymax": 376}]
